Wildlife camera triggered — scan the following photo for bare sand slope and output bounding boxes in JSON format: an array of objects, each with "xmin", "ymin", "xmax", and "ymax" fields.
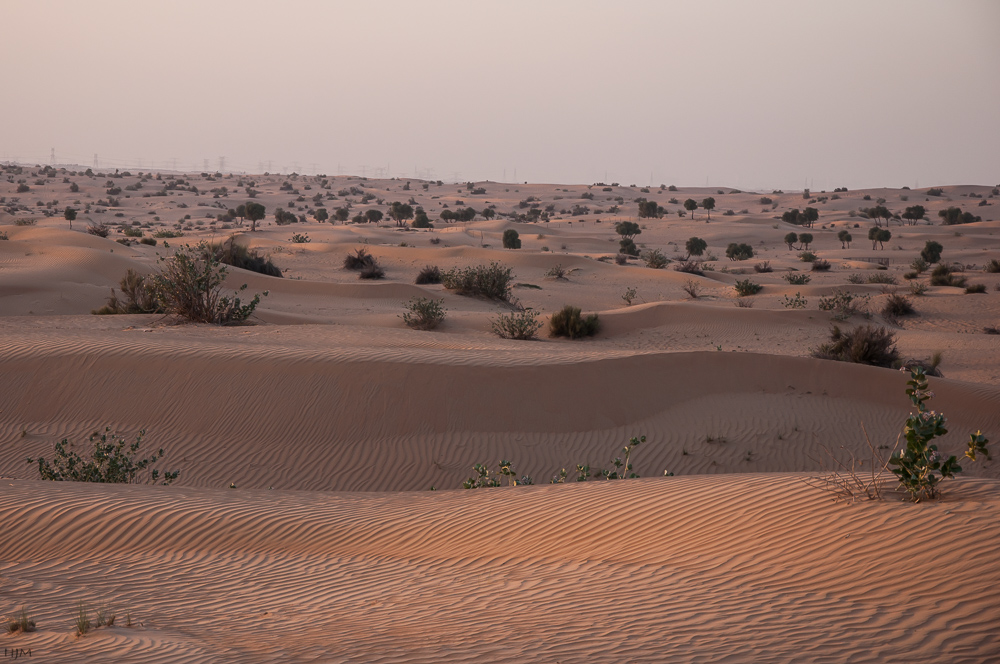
[
  {"xmin": 3, "ymin": 326, "xmax": 997, "ymax": 491},
  {"xmin": 2, "ymin": 474, "xmax": 998, "ymax": 663}
]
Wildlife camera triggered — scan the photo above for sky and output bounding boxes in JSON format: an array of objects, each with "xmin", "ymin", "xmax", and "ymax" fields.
[{"xmin": 2, "ymin": 0, "xmax": 998, "ymax": 190}]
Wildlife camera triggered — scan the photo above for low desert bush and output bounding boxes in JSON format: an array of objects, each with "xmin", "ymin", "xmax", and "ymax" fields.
[
  {"xmin": 463, "ymin": 460, "xmax": 533, "ymax": 488},
  {"xmin": 818, "ymin": 289, "xmax": 870, "ymax": 320},
  {"xmin": 28, "ymin": 427, "xmax": 179, "ymax": 484},
  {"xmin": 753, "ymin": 261, "xmax": 772, "ymax": 273},
  {"xmin": 205, "ymin": 239, "xmax": 282, "ymax": 277},
  {"xmin": 782, "ymin": 293, "xmax": 807, "ymax": 308},
  {"xmin": 929, "ymin": 264, "xmax": 967, "ymax": 287},
  {"xmin": 87, "ymin": 222, "xmax": 109, "ymax": 237},
  {"xmin": 289, "ymin": 233, "xmax": 310, "ymax": 243},
  {"xmin": 92, "ymin": 268, "xmax": 164, "ymax": 315},
  {"xmin": 502, "ymin": 229, "xmax": 521, "ymax": 249},
  {"xmin": 882, "ymin": 293, "xmax": 914, "ymax": 317},
  {"xmin": 674, "ymin": 261, "xmax": 704, "ymax": 276},
  {"xmin": 965, "ymin": 283, "xmax": 987, "ymax": 294},
  {"xmin": 153, "ymin": 229, "xmax": 183, "ymax": 238},
  {"xmin": 799, "ymin": 251, "xmax": 817, "ymax": 263},
  {"xmin": 812, "ymin": 324, "xmax": 899, "ymax": 367},
  {"xmin": 867, "ymin": 272, "xmax": 897, "ymax": 285},
  {"xmin": 359, "ymin": 261, "xmax": 385, "ymax": 279},
  {"xmin": 344, "ymin": 247, "xmax": 376, "ymax": 270},
  {"xmin": 682, "ymin": 280, "xmax": 700, "ymax": 298},
  {"xmin": 784, "ymin": 272, "xmax": 811, "ymax": 285},
  {"xmin": 76, "ymin": 603, "xmax": 91, "ymax": 636},
  {"xmin": 442, "ymin": 262, "xmax": 514, "ymax": 301},
  {"xmin": 122, "ymin": 226, "xmax": 143, "ymax": 238},
  {"xmin": 811, "ymin": 259, "xmax": 831, "ymax": 271},
  {"xmin": 139, "ymin": 237, "xmax": 157, "ymax": 246},
  {"xmin": 614, "ymin": 253, "xmax": 629, "ymax": 265},
  {"xmin": 733, "ymin": 279, "xmax": 763, "ymax": 296},
  {"xmin": 984, "ymin": 258, "xmax": 1000, "ymax": 273},
  {"xmin": 725, "ymin": 242, "xmax": 754, "ymax": 261},
  {"xmin": 643, "ymin": 248, "xmax": 669, "ymax": 269},
  {"xmin": 401, "ymin": 297, "xmax": 445, "ymax": 330},
  {"xmin": 491, "ymin": 309, "xmax": 543, "ymax": 340},
  {"xmin": 549, "ymin": 304, "xmax": 600, "ymax": 339},
  {"xmin": 621, "ymin": 286, "xmax": 638, "ymax": 305},
  {"xmin": 909, "ymin": 281, "xmax": 929, "ymax": 296},
  {"xmin": 544, "ymin": 264, "xmax": 567, "ymax": 279},
  {"xmin": 415, "ymin": 265, "xmax": 441, "ymax": 284}
]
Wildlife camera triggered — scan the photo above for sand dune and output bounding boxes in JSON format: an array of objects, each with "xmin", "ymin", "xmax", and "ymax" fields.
[
  {"xmin": 2, "ymin": 171, "xmax": 999, "ymax": 662},
  {"xmin": 2, "ymin": 475, "xmax": 998, "ymax": 663}
]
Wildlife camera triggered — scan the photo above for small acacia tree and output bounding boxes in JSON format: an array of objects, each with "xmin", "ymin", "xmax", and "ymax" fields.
[
  {"xmin": 837, "ymin": 230, "xmax": 852, "ymax": 249},
  {"xmin": 784, "ymin": 232, "xmax": 798, "ymax": 250},
  {"xmin": 685, "ymin": 236, "xmax": 707, "ymax": 259},
  {"xmin": 799, "ymin": 232, "xmax": 814, "ymax": 250},
  {"xmin": 388, "ymin": 201, "xmax": 414, "ymax": 227},
  {"xmin": 614, "ymin": 220, "xmax": 641, "ymax": 240},
  {"xmin": 902, "ymin": 205, "xmax": 926, "ymax": 226},
  {"xmin": 683, "ymin": 198, "xmax": 698, "ymax": 218},
  {"xmin": 920, "ymin": 240, "xmax": 943, "ymax": 264},
  {"xmin": 64, "ymin": 206, "xmax": 77, "ymax": 229},
  {"xmin": 701, "ymin": 197, "xmax": 716, "ymax": 220},
  {"xmin": 869, "ymin": 227, "xmax": 891, "ymax": 250},
  {"xmin": 156, "ymin": 244, "xmax": 268, "ymax": 324},
  {"xmin": 245, "ymin": 202, "xmax": 266, "ymax": 231}
]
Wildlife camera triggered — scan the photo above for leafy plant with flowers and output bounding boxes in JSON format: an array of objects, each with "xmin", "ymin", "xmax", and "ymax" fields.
[{"xmin": 888, "ymin": 368, "xmax": 990, "ymax": 501}]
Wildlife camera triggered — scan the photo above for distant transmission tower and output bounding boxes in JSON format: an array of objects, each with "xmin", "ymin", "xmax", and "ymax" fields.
[{"xmin": 50, "ymin": 148, "xmax": 55, "ymax": 165}]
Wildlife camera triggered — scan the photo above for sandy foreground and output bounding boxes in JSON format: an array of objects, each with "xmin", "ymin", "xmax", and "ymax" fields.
[{"xmin": 1, "ymin": 169, "xmax": 999, "ymax": 662}]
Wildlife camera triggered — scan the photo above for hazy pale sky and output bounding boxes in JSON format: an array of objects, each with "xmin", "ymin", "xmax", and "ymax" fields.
[{"xmin": 2, "ymin": 0, "xmax": 998, "ymax": 189}]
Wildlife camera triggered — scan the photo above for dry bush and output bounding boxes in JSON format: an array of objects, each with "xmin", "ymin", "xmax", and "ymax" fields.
[
  {"xmin": 812, "ymin": 324, "xmax": 899, "ymax": 367},
  {"xmin": 682, "ymin": 280, "xmax": 701, "ymax": 298},
  {"xmin": 415, "ymin": 265, "xmax": 441, "ymax": 284},
  {"xmin": 549, "ymin": 305, "xmax": 599, "ymax": 339}
]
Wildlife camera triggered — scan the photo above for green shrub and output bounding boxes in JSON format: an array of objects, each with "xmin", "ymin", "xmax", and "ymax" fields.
[
  {"xmin": 733, "ymin": 279, "xmax": 763, "ymax": 296},
  {"xmin": 619, "ymin": 237, "xmax": 639, "ymax": 256},
  {"xmin": 157, "ymin": 244, "xmax": 268, "ymax": 324},
  {"xmin": 889, "ymin": 368, "xmax": 990, "ymax": 501},
  {"xmin": 92, "ymin": 268, "xmax": 164, "ymax": 315},
  {"xmin": 442, "ymin": 262, "xmax": 514, "ymax": 301},
  {"xmin": 929, "ymin": 264, "xmax": 967, "ymax": 287},
  {"xmin": 549, "ymin": 305, "xmax": 599, "ymax": 339},
  {"xmin": 781, "ymin": 293, "xmax": 807, "ymax": 309},
  {"xmin": 867, "ymin": 272, "xmax": 897, "ymax": 285},
  {"xmin": 289, "ymin": 233, "xmax": 310, "ymax": 243},
  {"xmin": 28, "ymin": 427, "xmax": 179, "ymax": 484},
  {"xmin": 799, "ymin": 251, "xmax": 817, "ymax": 263},
  {"xmin": 643, "ymin": 248, "xmax": 669, "ymax": 269},
  {"xmin": 502, "ymin": 229, "xmax": 521, "ymax": 249},
  {"xmin": 415, "ymin": 265, "xmax": 441, "ymax": 284},
  {"xmin": 882, "ymin": 293, "xmax": 914, "ymax": 317},
  {"xmin": 123, "ymin": 226, "xmax": 143, "ymax": 238},
  {"xmin": 401, "ymin": 297, "xmax": 445, "ymax": 330},
  {"xmin": 463, "ymin": 460, "xmax": 532, "ymax": 488},
  {"xmin": 818, "ymin": 289, "xmax": 870, "ymax": 320},
  {"xmin": 784, "ymin": 272, "xmax": 810, "ymax": 285},
  {"xmin": 205, "ymin": 239, "xmax": 282, "ymax": 277},
  {"xmin": 910, "ymin": 257, "xmax": 929, "ymax": 273},
  {"xmin": 491, "ymin": 309, "xmax": 543, "ymax": 340},
  {"xmin": 674, "ymin": 261, "xmax": 704, "ymax": 276},
  {"xmin": 812, "ymin": 324, "xmax": 899, "ymax": 367},
  {"xmin": 153, "ymin": 229, "xmax": 183, "ymax": 238}
]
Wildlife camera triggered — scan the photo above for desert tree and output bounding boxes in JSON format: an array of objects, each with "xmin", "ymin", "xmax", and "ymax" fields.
[
  {"xmin": 481, "ymin": 207, "xmax": 496, "ymax": 220},
  {"xmin": 64, "ymin": 206, "xmax": 77, "ymax": 229},
  {"xmin": 869, "ymin": 226, "xmax": 891, "ymax": 250},
  {"xmin": 614, "ymin": 220, "xmax": 641, "ymax": 240},
  {"xmin": 411, "ymin": 207, "xmax": 432, "ymax": 228},
  {"xmin": 637, "ymin": 200, "xmax": 659, "ymax": 218},
  {"xmin": 235, "ymin": 203, "xmax": 247, "ymax": 227},
  {"xmin": 502, "ymin": 229, "xmax": 521, "ymax": 249},
  {"xmin": 701, "ymin": 197, "xmax": 716, "ymax": 220},
  {"xmin": 920, "ymin": 240, "xmax": 943, "ymax": 264},
  {"xmin": 683, "ymin": 198, "xmax": 698, "ymax": 218},
  {"xmin": 245, "ymin": 202, "xmax": 266, "ymax": 231},
  {"xmin": 365, "ymin": 209, "xmax": 384, "ymax": 224},
  {"xmin": 837, "ymin": 229, "xmax": 852, "ymax": 248},
  {"xmin": 782, "ymin": 209, "xmax": 802, "ymax": 225},
  {"xmin": 685, "ymin": 236, "xmax": 707, "ymax": 258},
  {"xmin": 388, "ymin": 201, "xmax": 414, "ymax": 227},
  {"xmin": 869, "ymin": 205, "xmax": 891, "ymax": 228},
  {"xmin": 799, "ymin": 232, "xmax": 814, "ymax": 250},
  {"xmin": 784, "ymin": 232, "xmax": 798, "ymax": 250},
  {"xmin": 902, "ymin": 205, "xmax": 926, "ymax": 226},
  {"xmin": 802, "ymin": 207, "xmax": 819, "ymax": 228}
]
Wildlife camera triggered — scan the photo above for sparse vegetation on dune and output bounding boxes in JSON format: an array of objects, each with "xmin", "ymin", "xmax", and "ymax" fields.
[{"xmin": 442, "ymin": 262, "xmax": 514, "ymax": 301}]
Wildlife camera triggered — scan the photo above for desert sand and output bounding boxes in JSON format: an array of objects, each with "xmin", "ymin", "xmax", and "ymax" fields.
[{"xmin": 2, "ymin": 167, "xmax": 999, "ymax": 662}]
